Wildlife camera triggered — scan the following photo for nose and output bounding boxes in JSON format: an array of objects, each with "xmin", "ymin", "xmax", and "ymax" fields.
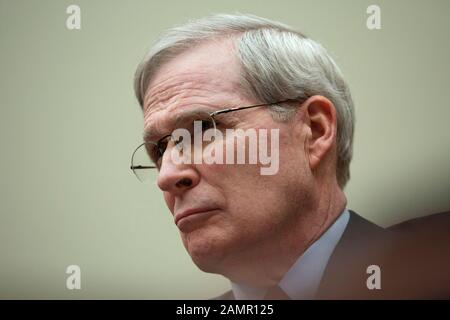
[{"xmin": 156, "ymin": 148, "xmax": 200, "ymax": 195}]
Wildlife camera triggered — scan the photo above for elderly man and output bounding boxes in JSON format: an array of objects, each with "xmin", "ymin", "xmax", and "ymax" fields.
[{"xmin": 131, "ymin": 14, "xmax": 450, "ymax": 299}]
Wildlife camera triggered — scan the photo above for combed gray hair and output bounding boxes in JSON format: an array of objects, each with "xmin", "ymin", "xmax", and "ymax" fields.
[{"xmin": 134, "ymin": 13, "xmax": 355, "ymax": 188}]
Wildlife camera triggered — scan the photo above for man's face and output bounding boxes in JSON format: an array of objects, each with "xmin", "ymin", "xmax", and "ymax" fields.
[{"xmin": 142, "ymin": 39, "xmax": 313, "ymax": 273}]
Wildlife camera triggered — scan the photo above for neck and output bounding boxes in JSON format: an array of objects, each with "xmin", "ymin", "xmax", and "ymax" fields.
[{"xmin": 223, "ymin": 181, "xmax": 347, "ymax": 288}]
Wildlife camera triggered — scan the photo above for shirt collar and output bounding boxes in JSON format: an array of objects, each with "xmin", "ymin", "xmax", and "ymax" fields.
[{"xmin": 231, "ymin": 209, "xmax": 350, "ymax": 300}]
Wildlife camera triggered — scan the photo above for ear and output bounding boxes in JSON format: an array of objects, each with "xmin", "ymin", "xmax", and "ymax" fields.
[{"xmin": 301, "ymin": 95, "xmax": 337, "ymax": 170}]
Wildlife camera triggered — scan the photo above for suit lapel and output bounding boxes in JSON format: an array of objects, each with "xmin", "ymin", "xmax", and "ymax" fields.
[{"xmin": 316, "ymin": 210, "xmax": 388, "ymax": 299}]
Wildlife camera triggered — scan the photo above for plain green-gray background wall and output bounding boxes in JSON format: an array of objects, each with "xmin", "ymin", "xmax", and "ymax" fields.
[{"xmin": 1, "ymin": 0, "xmax": 449, "ymax": 299}]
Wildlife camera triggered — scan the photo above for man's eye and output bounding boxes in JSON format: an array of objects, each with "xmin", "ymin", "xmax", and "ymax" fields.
[
  {"xmin": 157, "ymin": 139, "xmax": 168, "ymax": 155},
  {"xmin": 174, "ymin": 136, "xmax": 184, "ymax": 147},
  {"xmin": 202, "ymin": 119, "xmax": 215, "ymax": 131},
  {"xmin": 146, "ymin": 137, "xmax": 169, "ymax": 164},
  {"xmin": 145, "ymin": 144, "xmax": 162, "ymax": 164}
]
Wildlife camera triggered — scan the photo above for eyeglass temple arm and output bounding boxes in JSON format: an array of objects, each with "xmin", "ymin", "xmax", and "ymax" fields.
[
  {"xmin": 130, "ymin": 165, "xmax": 157, "ymax": 169},
  {"xmin": 210, "ymin": 99, "xmax": 295, "ymax": 117}
]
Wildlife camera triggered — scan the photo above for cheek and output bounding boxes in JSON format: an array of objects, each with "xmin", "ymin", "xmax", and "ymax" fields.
[
  {"xmin": 200, "ymin": 162, "xmax": 285, "ymax": 223},
  {"xmin": 163, "ymin": 192, "xmax": 175, "ymax": 214},
  {"xmin": 198, "ymin": 162, "xmax": 261, "ymax": 203}
]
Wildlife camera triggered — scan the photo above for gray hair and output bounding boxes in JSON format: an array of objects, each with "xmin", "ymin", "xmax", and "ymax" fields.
[{"xmin": 134, "ymin": 13, "xmax": 355, "ymax": 188}]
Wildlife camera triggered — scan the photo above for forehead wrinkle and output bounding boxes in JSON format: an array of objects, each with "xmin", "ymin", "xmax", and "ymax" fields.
[
  {"xmin": 141, "ymin": 55, "xmax": 247, "ymax": 141},
  {"xmin": 144, "ymin": 71, "xmax": 214, "ymax": 113},
  {"xmin": 142, "ymin": 74, "xmax": 240, "ymax": 140},
  {"xmin": 143, "ymin": 105, "xmax": 217, "ymax": 142},
  {"xmin": 143, "ymin": 85, "xmax": 221, "ymax": 132}
]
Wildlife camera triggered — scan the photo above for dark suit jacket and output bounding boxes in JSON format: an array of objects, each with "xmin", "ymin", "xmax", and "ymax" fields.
[{"xmin": 214, "ymin": 210, "xmax": 450, "ymax": 299}]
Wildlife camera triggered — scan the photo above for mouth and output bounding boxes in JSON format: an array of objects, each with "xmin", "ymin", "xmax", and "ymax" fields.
[{"xmin": 174, "ymin": 207, "xmax": 220, "ymax": 226}]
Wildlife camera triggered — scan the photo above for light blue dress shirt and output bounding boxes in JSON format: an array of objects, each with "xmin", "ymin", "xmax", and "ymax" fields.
[{"xmin": 231, "ymin": 209, "xmax": 350, "ymax": 300}]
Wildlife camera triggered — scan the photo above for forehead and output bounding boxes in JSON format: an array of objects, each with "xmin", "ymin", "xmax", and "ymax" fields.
[
  {"xmin": 144, "ymin": 38, "xmax": 241, "ymax": 111},
  {"xmin": 142, "ymin": 39, "xmax": 246, "ymax": 139}
]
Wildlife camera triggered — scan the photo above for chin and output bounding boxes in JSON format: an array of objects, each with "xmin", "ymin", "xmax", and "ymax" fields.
[{"xmin": 182, "ymin": 228, "xmax": 231, "ymax": 274}]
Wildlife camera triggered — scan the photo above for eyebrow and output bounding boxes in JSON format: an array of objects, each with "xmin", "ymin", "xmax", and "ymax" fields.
[{"xmin": 143, "ymin": 106, "xmax": 217, "ymax": 142}]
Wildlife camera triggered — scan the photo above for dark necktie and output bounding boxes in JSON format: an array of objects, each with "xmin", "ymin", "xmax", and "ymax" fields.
[{"xmin": 264, "ymin": 285, "xmax": 291, "ymax": 300}]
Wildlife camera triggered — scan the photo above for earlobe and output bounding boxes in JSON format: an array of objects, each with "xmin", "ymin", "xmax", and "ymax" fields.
[{"xmin": 304, "ymin": 96, "xmax": 337, "ymax": 170}]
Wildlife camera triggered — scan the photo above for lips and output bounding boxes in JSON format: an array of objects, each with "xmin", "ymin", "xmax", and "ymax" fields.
[{"xmin": 174, "ymin": 207, "xmax": 219, "ymax": 225}]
